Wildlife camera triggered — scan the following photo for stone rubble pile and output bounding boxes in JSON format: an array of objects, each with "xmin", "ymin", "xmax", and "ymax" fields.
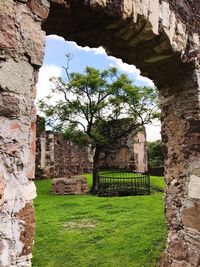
[{"xmin": 51, "ymin": 177, "xmax": 89, "ymax": 195}]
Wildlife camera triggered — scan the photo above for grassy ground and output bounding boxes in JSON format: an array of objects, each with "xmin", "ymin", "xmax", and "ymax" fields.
[{"xmin": 33, "ymin": 175, "xmax": 167, "ymax": 267}]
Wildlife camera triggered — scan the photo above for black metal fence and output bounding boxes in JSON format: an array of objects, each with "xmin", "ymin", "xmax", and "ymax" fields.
[
  {"xmin": 98, "ymin": 170, "xmax": 150, "ymax": 197},
  {"xmin": 148, "ymin": 160, "xmax": 164, "ymax": 176}
]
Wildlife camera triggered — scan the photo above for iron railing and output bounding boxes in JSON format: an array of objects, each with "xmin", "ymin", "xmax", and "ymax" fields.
[{"xmin": 98, "ymin": 170, "xmax": 150, "ymax": 197}]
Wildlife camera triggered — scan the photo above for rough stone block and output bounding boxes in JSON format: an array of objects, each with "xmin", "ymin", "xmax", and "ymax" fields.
[
  {"xmin": 16, "ymin": 6, "xmax": 46, "ymax": 66},
  {"xmin": 182, "ymin": 203, "xmax": 200, "ymax": 232},
  {"xmin": 161, "ymin": 1, "xmax": 170, "ymax": 29},
  {"xmin": 0, "ymin": 58, "xmax": 34, "ymax": 95},
  {"xmin": 168, "ymin": 234, "xmax": 188, "ymax": 261},
  {"xmin": 188, "ymin": 174, "xmax": 200, "ymax": 200},
  {"xmin": 0, "ymin": 139, "xmax": 21, "ymax": 158},
  {"xmin": 27, "ymin": 0, "xmax": 50, "ymax": 19},
  {"xmin": 133, "ymin": 0, "xmax": 148, "ymax": 21},
  {"xmin": 0, "ymin": 14, "xmax": 17, "ymax": 50},
  {"xmin": 0, "ymin": 0, "xmax": 14, "ymax": 16},
  {"xmin": 15, "ymin": 202, "xmax": 35, "ymax": 257},
  {"xmin": 0, "ymin": 118, "xmax": 29, "ymax": 145},
  {"xmin": 0, "ymin": 94, "xmax": 20, "ymax": 117},
  {"xmin": 123, "ymin": 0, "xmax": 133, "ymax": 18},
  {"xmin": 148, "ymin": 0, "xmax": 159, "ymax": 35}
]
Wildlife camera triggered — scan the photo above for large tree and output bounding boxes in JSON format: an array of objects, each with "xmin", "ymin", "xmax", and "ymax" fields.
[{"xmin": 39, "ymin": 61, "xmax": 158, "ymax": 193}]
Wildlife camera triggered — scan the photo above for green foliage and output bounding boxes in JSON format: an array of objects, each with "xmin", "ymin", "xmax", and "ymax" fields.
[
  {"xmin": 147, "ymin": 140, "xmax": 164, "ymax": 167},
  {"xmin": 62, "ymin": 127, "xmax": 89, "ymax": 148},
  {"xmin": 39, "ymin": 64, "xmax": 158, "ymax": 148},
  {"xmin": 33, "ymin": 175, "xmax": 167, "ymax": 267}
]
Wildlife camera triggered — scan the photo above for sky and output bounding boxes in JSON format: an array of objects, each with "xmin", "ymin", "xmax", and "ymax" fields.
[{"xmin": 36, "ymin": 35, "xmax": 161, "ymax": 141}]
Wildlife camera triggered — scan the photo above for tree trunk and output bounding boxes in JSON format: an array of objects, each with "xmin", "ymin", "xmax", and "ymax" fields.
[{"xmin": 90, "ymin": 146, "xmax": 101, "ymax": 194}]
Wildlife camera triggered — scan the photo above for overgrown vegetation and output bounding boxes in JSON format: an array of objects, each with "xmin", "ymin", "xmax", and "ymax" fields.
[
  {"xmin": 33, "ymin": 175, "xmax": 167, "ymax": 267},
  {"xmin": 147, "ymin": 140, "xmax": 164, "ymax": 168}
]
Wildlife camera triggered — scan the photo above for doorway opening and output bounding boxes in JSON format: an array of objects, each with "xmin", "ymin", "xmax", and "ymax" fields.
[{"xmin": 33, "ymin": 35, "xmax": 166, "ymax": 266}]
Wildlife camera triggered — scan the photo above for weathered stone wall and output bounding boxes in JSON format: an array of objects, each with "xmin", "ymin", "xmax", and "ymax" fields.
[
  {"xmin": 160, "ymin": 69, "xmax": 200, "ymax": 267},
  {"xmin": 36, "ymin": 130, "xmax": 92, "ymax": 178},
  {"xmin": 0, "ymin": 0, "xmax": 199, "ymax": 266},
  {"xmin": 36, "ymin": 126, "xmax": 147, "ymax": 178},
  {"xmin": 99, "ymin": 131, "xmax": 148, "ymax": 173},
  {"xmin": 36, "ymin": 116, "xmax": 147, "ymax": 177},
  {"xmin": 0, "ymin": 0, "xmax": 48, "ymax": 266},
  {"xmin": 44, "ymin": 0, "xmax": 200, "ymax": 87}
]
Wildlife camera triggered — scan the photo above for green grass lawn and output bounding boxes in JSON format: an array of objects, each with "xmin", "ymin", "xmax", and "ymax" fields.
[{"xmin": 32, "ymin": 175, "xmax": 167, "ymax": 267}]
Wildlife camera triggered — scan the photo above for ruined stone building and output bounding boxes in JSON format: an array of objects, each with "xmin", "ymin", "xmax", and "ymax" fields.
[
  {"xmin": 36, "ymin": 117, "xmax": 147, "ymax": 178},
  {"xmin": 0, "ymin": 1, "xmax": 200, "ymax": 266},
  {"xmin": 36, "ymin": 131, "xmax": 92, "ymax": 178},
  {"xmin": 35, "ymin": 116, "xmax": 92, "ymax": 178},
  {"xmin": 99, "ymin": 131, "xmax": 148, "ymax": 173},
  {"xmin": 37, "ymin": 134, "xmax": 91, "ymax": 178}
]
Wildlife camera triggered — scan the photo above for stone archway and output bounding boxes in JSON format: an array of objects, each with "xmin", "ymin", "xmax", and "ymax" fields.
[{"xmin": 0, "ymin": 1, "xmax": 199, "ymax": 266}]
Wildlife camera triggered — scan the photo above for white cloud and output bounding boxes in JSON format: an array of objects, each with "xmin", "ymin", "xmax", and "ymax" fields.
[
  {"xmin": 45, "ymin": 36, "xmax": 106, "ymax": 55},
  {"xmin": 46, "ymin": 34, "xmax": 65, "ymax": 42},
  {"xmin": 145, "ymin": 119, "xmax": 161, "ymax": 142},
  {"xmin": 93, "ymin": 47, "xmax": 106, "ymax": 55},
  {"xmin": 36, "ymin": 64, "xmax": 62, "ymax": 102},
  {"xmin": 69, "ymin": 41, "xmax": 106, "ymax": 55},
  {"xmin": 135, "ymin": 76, "xmax": 155, "ymax": 87},
  {"xmin": 109, "ymin": 57, "xmax": 140, "ymax": 75},
  {"xmin": 109, "ymin": 57, "xmax": 154, "ymax": 87}
]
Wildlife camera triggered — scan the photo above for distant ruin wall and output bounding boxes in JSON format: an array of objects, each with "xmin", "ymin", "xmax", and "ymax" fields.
[
  {"xmin": 36, "ymin": 130, "xmax": 92, "ymax": 178},
  {"xmin": 36, "ymin": 117, "xmax": 147, "ymax": 177},
  {"xmin": 99, "ymin": 131, "xmax": 148, "ymax": 173}
]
